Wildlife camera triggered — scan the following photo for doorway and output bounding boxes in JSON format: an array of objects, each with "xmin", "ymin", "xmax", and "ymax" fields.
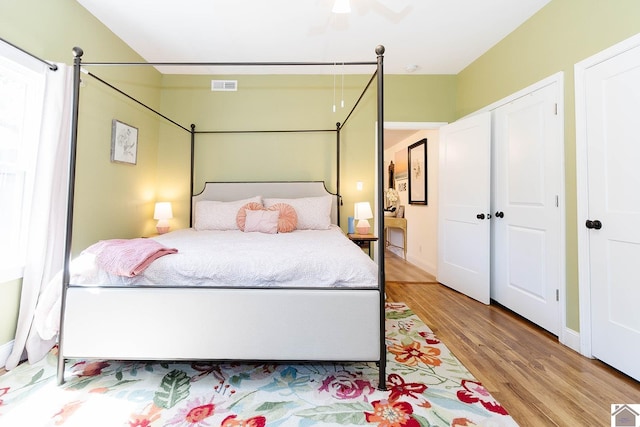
[{"xmin": 382, "ymin": 122, "xmax": 446, "ymax": 277}]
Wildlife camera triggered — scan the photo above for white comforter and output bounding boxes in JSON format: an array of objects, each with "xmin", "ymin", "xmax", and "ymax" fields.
[
  {"xmin": 70, "ymin": 226, "xmax": 378, "ymax": 288},
  {"xmin": 25, "ymin": 226, "xmax": 378, "ymax": 366}
]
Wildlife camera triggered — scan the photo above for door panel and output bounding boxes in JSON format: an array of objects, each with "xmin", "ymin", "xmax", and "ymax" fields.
[
  {"xmin": 507, "ymin": 226, "xmax": 546, "ymax": 300},
  {"xmin": 584, "ymin": 44, "xmax": 640, "ymax": 380},
  {"xmin": 491, "ymin": 83, "xmax": 561, "ymax": 335},
  {"xmin": 438, "ymin": 112, "xmax": 491, "ymax": 304}
]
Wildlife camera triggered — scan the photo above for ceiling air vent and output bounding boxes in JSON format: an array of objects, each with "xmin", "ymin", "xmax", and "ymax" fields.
[{"xmin": 211, "ymin": 80, "xmax": 238, "ymax": 91}]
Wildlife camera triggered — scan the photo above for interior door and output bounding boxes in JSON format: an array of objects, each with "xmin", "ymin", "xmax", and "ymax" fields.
[
  {"xmin": 491, "ymin": 83, "xmax": 562, "ymax": 335},
  {"xmin": 437, "ymin": 112, "xmax": 491, "ymax": 304},
  {"xmin": 582, "ymin": 43, "xmax": 640, "ymax": 381}
]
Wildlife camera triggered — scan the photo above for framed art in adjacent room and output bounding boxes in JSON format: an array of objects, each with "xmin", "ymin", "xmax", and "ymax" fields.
[
  {"xmin": 394, "ymin": 147, "xmax": 408, "ymax": 180},
  {"xmin": 408, "ymin": 138, "xmax": 427, "ymax": 204},
  {"xmin": 111, "ymin": 119, "xmax": 138, "ymax": 165}
]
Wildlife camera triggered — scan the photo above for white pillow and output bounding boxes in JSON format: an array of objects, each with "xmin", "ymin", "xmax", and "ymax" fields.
[
  {"xmin": 194, "ymin": 196, "xmax": 262, "ymax": 230},
  {"xmin": 264, "ymin": 195, "xmax": 332, "ymax": 230}
]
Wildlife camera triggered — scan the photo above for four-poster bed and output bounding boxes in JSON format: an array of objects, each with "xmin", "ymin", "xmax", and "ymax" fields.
[{"xmin": 56, "ymin": 46, "xmax": 387, "ymax": 389}]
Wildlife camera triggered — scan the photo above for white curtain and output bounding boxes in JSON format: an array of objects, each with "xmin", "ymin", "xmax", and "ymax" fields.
[{"xmin": 5, "ymin": 63, "xmax": 72, "ymax": 370}]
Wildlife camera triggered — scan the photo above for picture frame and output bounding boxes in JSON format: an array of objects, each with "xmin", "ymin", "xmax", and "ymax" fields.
[
  {"xmin": 394, "ymin": 148, "xmax": 408, "ymax": 180},
  {"xmin": 111, "ymin": 119, "xmax": 138, "ymax": 165},
  {"xmin": 408, "ymin": 138, "xmax": 427, "ymax": 205},
  {"xmin": 397, "ymin": 205, "xmax": 405, "ymax": 218}
]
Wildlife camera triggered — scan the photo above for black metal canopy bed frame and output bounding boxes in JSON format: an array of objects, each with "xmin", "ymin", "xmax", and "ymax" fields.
[{"xmin": 57, "ymin": 45, "xmax": 387, "ymax": 389}]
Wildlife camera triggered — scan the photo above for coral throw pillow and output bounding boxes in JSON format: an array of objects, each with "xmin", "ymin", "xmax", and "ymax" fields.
[
  {"xmin": 236, "ymin": 202, "xmax": 266, "ymax": 231},
  {"xmin": 236, "ymin": 202, "xmax": 297, "ymax": 233},
  {"xmin": 268, "ymin": 203, "xmax": 297, "ymax": 233}
]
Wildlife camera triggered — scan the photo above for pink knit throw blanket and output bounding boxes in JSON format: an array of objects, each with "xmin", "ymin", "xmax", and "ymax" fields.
[{"xmin": 85, "ymin": 238, "xmax": 178, "ymax": 277}]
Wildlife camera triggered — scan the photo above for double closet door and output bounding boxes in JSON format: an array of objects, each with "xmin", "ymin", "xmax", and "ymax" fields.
[{"xmin": 438, "ymin": 78, "xmax": 563, "ymax": 336}]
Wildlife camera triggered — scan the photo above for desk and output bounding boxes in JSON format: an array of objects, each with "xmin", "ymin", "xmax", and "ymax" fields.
[
  {"xmin": 384, "ymin": 217, "xmax": 407, "ymax": 259},
  {"xmin": 347, "ymin": 233, "xmax": 378, "ymax": 259}
]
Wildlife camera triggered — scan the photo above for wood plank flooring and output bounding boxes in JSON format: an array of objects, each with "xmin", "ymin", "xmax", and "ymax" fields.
[{"xmin": 384, "ymin": 251, "xmax": 640, "ymax": 426}]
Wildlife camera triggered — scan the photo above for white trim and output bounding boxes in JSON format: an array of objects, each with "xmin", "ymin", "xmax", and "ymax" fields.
[
  {"xmin": 469, "ymin": 72, "xmax": 565, "ymax": 116},
  {"xmin": 384, "ymin": 121, "xmax": 447, "ymax": 130},
  {"xmin": 0, "ymin": 266, "xmax": 24, "ymax": 284},
  {"xmin": 574, "ymin": 55, "xmax": 593, "ymax": 358},
  {"xmin": 0, "ymin": 340, "xmax": 15, "ymax": 368},
  {"xmin": 376, "ymin": 122, "xmax": 447, "ymax": 266},
  {"xmin": 573, "ymin": 32, "xmax": 640, "ymax": 358},
  {"xmin": 559, "ymin": 328, "xmax": 581, "ymax": 354},
  {"xmin": 553, "ymin": 77, "xmax": 569, "ymax": 349}
]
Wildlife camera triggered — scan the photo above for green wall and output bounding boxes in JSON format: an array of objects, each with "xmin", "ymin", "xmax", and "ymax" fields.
[
  {"xmin": 155, "ymin": 73, "xmax": 456, "ymax": 229},
  {"xmin": 0, "ymin": 279, "xmax": 21, "ymax": 344},
  {"xmin": 0, "ymin": 0, "xmax": 164, "ymax": 349},
  {"xmin": 456, "ymin": 0, "xmax": 640, "ymax": 330},
  {"xmin": 1, "ymin": 0, "xmax": 164, "ymax": 252}
]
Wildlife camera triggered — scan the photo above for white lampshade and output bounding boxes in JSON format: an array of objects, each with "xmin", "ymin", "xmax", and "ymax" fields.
[
  {"xmin": 354, "ymin": 202, "xmax": 373, "ymax": 220},
  {"xmin": 332, "ymin": 0, "xmax": 351, "ymax": 14},
  {"xmin": 354, "ymin": 202, "xmax": 373, "ymax": 234},
  {"xmin": 154, "ymin": 202, "xmax": 173, "ymax": 234}
]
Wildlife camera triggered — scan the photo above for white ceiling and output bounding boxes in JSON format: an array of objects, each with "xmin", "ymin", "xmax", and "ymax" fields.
[
  {"xmin": 76, "ymin": 0, "xmax": 551, "ymax": 75},
  {"xmin": 76, "ymin": 0, "xmax": 550, "ymax": 148}
]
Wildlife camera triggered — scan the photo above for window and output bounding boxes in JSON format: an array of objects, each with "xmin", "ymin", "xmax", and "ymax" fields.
[{"xmin": 0, "ymin": 49, "xmax": 45, "ymax": 281}]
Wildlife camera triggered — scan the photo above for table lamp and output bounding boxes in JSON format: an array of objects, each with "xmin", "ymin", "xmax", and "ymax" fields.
[
  {"xmin": 354, "ymin": 202, "xmax": 373, "ymax": 234},
  {"xmin": 154, "ymin": 202, "xmax": 173, "ymax": 234}
]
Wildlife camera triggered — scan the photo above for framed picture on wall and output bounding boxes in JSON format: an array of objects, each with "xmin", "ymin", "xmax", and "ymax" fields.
[
  {"xmin": 408, "ymin": 138, "xmax": 427, "ymax": 205},
  {"xmin": 394, "ymin": 148, "xmax": 408, "ymax": 180},
  {"xmin": 111, "ymin": 119, "xmax": 138, "ymax": 165}
]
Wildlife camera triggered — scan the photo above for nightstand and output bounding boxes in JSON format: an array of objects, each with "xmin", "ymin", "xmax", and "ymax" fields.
[{"xmin": 347, "ymin": 233, "xmax": 378, "ymax": 259}]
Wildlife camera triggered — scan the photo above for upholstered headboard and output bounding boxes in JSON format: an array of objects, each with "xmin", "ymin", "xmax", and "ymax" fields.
[{"xmin": 192, "ymin": 181, "xmax": 339, "ymax": 225}]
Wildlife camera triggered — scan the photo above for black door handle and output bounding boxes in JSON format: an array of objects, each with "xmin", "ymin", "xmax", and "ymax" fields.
[
  {"xmin": 495, "ymin": 211, "xmax": 504, "ymax": 218},
  {"xmin": 585, "ymin": 219, "xmax": 602, "ymax": 230},
  {"xmin": 477, "ymin": 213, "xmax": 485, "ymax": 220}
]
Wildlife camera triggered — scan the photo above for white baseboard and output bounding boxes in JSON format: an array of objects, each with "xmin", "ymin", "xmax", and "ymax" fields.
[
  {"xmin": 560, "ymin": 327, "xmax": 581, "ymax": 353},
  {"xmin": 0, "ymin": 340, "xmax": 14, "ymax": 368},
  {"xmin": 406, "ymin": 255, "xmax": 436, "ymax": 278}
]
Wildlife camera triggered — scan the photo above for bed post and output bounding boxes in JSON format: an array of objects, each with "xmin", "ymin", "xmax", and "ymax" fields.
[
  {"xmin": 57, "ymin": 46, "xmax": 84, "ymax": 385},
  {"xmin": 335, "ymin": 121, "xmax": 342, "ymax": 226},
  {"xmin": 190, "ymin": 123, "xmax": 196, "ymax": 227},
  {"xmin": 376, "ymin": 45, "xmax": 387, "ymax": 391}
]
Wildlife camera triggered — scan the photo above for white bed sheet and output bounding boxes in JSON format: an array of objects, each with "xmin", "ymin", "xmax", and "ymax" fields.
[{"xmin": 71, "ymin": 225, "xmax": 378, "ymax": 288}]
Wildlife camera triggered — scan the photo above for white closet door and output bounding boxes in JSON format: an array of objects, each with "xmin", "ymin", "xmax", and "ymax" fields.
[
  {"xmin": 580, "ymin": 41, "xmax": 640, "ymax": 381},
  {"xmin": 437, "ymin": 112, "xmax": 491, "ymax": 304},
  {"xmin": 491, "ymin": 83, "xmax": 562, "ymax": 335}
]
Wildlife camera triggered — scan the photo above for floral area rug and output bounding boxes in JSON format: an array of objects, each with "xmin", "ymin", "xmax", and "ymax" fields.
[{"xmin": 0, "ymin": 303, "xmax": 518, "ymax": 426}]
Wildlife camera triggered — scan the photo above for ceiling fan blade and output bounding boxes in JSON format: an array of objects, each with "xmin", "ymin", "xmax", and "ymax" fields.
[
  {"xmin": 332, "ymin": 0, "xmax": 351, "ymax": 14},
  {"xmin": 375, "ymin": 0, "xmax": 410, "ymax": 14}
]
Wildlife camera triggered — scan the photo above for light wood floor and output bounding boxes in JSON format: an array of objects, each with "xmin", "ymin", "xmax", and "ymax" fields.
[{"xmin": 384, "ymin": 251, "xmax": 640, "ymax": 426}]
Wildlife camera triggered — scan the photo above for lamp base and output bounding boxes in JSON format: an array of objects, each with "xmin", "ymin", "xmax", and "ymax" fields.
[
  {"xmin": 156, "ymin": 226, "xmax": 170, "ymax": 235},
  {"xmin": 355, "ymin": 219, "xmax": 370, "ymax": 235}
]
